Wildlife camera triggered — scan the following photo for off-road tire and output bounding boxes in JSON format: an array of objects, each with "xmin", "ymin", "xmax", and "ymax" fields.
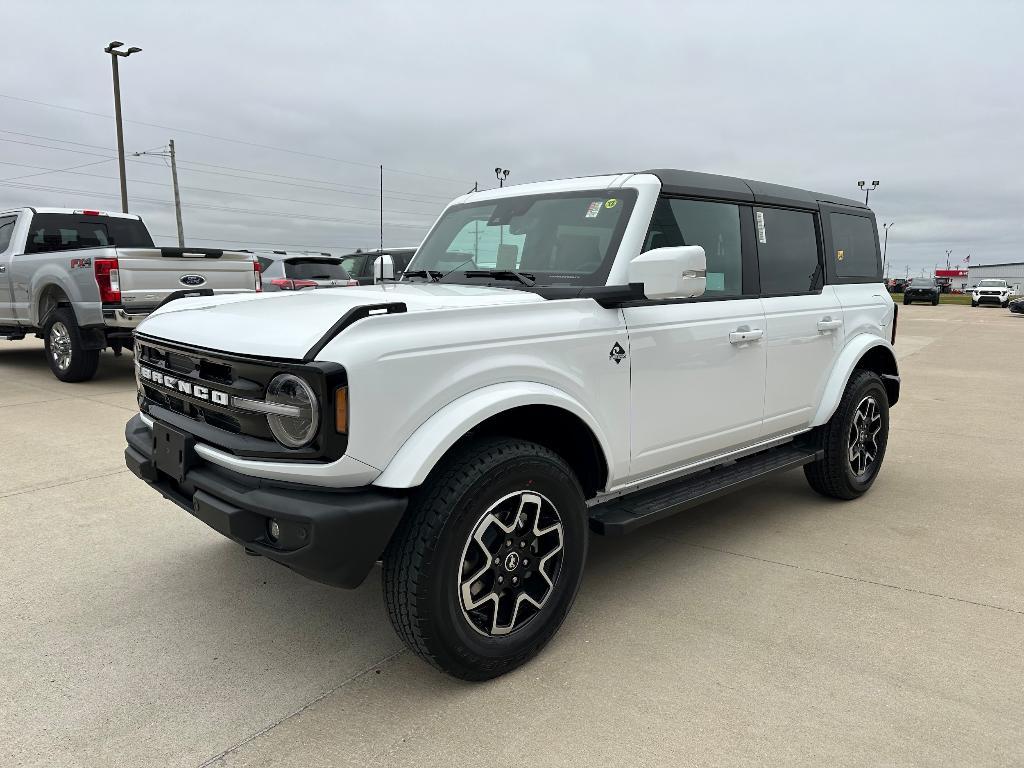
[
  {"xmin": 803, "ymin": 369, "xmax": 889, "ymax": 500},
  {"xmin": 43, "ymin": 307, "xmax": 100, "ymax": 382},
  {"xmin": 971, "ymin": 300, "xmax": 978, "ymax": 307},
  {"xmin": 932, "ymin": 297, "xmax": 939, "ymax": 306},
  {"xmin": 382, "ymin": 437, "xmax": 588, "ymax": 680},
  {"xmin": 903, "ymin": 297, "xmax": 910, "ymax": 305}
]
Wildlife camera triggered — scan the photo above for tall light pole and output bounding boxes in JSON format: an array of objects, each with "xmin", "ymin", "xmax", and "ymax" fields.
[
  {"xmin": 945, "ymin": 249, "xmax": 952, "ymax": 269},
  {"xmin": 105, "ymin": 41, "xmax": 142, "ymax": 213},
  {"xmin": 495, "ymin": 167, "xmax": 510, "ymax": 188},
  {"xmin": 133, "ymin": 140, "xmax": 184, "ymax": 246},
  {"xmin": 857, "ymin": 179, "xmax": 879, "ymax": 206},
  {"xmin": 882, "ymin": 222, "xmax": 894, "ymax": 275}
]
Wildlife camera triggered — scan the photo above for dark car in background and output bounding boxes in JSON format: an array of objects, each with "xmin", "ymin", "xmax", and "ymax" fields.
[
  {"xmin": 1009, "ymin": 296, "xmax": 1024, "ymax": 314},
  {"xmin": 340, "ymin": 247, "xmax": 417, "ymax": 285},
  {"xmin": 254, "ymin": 252, "xmax": 359, "ymax": 291},
  {"xmin": 903, "ymin": 277, "xmax": 941, "ymax": 305}
]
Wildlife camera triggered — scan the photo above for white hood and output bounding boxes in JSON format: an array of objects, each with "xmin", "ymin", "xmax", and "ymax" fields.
[{"xmin": 136, "ymin": 282, "xmax": 545, "ymax": 359}]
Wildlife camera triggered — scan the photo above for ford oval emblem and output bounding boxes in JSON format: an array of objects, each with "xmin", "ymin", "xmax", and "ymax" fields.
[{"xmin": 179, "ymin": 274, "xmax": 206, "ymax": 287}]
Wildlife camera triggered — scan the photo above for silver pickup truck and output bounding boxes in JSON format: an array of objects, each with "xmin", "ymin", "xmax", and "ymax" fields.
[{"xmin": 0, "ymin": 207, "xmax": 260, "ymax": 381}]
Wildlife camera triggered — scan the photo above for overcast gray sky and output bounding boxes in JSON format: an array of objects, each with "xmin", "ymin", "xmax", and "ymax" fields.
[{"xmin": 1, "ymin": 0, "xmax": 1020, "ymax": 275}]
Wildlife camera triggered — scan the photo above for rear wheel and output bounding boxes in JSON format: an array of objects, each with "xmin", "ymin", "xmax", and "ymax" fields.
[
  {"xmin": 43, "ymin": 307, "xmax": 100, "ymax": 382},
  {"xmin": 382, "ymin": 437, "xmax": 588, "ymax": 680},
  {"xmin": 804, "ymin": 369, "xmax": 889, "ymax": 500}
]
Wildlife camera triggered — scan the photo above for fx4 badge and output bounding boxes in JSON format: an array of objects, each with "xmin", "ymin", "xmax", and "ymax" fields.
[{"xmin": 609, "ymin": 342, "xmax": 627, "ymax": 364}]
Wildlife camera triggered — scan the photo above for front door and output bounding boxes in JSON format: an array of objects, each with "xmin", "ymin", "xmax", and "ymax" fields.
[
  {"xmin": 0, "ymin": 214, "xmax": 18, "ymax": 323},
  {"xmin": 624, "ymin": 196, "xmax": 766, "ymax": 481}
]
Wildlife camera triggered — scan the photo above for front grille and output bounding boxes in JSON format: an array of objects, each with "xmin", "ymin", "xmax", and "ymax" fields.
[{"xmin": 134, "ymin": 335, "xmax": 347, "ymax": 462}]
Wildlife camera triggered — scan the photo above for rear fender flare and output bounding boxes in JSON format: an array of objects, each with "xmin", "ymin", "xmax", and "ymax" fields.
[
  {"xmin": 372, "ymin": 382, "xmax": 614, "ymax": 489},
  {"xmin": 811, "ymin": 335, "xmax": 899, "ymax": 427}
]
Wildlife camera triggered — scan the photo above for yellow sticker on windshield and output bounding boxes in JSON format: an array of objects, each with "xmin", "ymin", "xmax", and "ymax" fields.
[
  {"xmin": 605, "ymin": 198, "xmax": 618, "ymax": 209},
  {"xmin": 837, "ymin": 249, "xmax": 845, "ymax": 261}
]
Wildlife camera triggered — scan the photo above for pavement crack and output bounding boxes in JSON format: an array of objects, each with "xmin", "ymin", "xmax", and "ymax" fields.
[
  {"xmin": 196, "ymin": 649, "xmax": 407, "ymax": 768},
  {"xmin": 662, "ymin": 538, "xmax": 1024, "ymax": 618},
  {"xmin": 0, "ymin": 468, "xmax": 129, "ymax": 499}
]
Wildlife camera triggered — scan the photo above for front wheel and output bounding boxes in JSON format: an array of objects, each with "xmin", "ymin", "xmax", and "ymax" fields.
[
  {"xmin": 43, "ymin": 307, "xmax": 100, "ymax": 382},
  {"xmin": 382, "ymin": 437, "xmax": 588, "ymax": 680},
  {"xmin": 804, "ymin": 369, "xmax": 890, "ymax": 500},
  {"xmin": 903, "ymin": 298, "xmax": 910, "ymax": 305},
  {"xmin": 1002, "ymin": 300, "xmax": 1010, "ymax": 308},
  {"xmin": 932, "ymin": 297, "xmax": 940, "ymax": 306},
  {"xmin": 971, "ymin": 300, "xmax": 978, "ymax": 307}
]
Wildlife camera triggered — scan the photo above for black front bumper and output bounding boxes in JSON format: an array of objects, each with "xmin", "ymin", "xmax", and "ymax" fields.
[
  {"xmin": 976, "ymin": 295, "xmax": 1005, "ymax": 305},
  {"xmin": 905, "ymin": 292, "xmax": 938, "ymax": 302},
  {"xmin": 124, "ymin": 414, "xmax": 407, "ymax": 588}
]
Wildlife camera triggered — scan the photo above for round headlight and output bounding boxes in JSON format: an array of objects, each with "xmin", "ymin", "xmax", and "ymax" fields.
[{"xmin": 265, "ymin": 374, "xmax": 319, "ymax": 448}]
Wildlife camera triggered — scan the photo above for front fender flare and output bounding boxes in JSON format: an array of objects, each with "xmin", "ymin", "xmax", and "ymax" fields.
[
  {"xmin": 372, "ymin": 382, "xmax": 615, "ymax": 489},
  {"xmin": 811, "ymin": 335, "xmax": 899, "ymax": 427}
]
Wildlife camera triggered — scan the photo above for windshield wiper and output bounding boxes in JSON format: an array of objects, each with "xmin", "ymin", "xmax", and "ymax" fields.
[
  {"xmin": 463, "ymin": 269, "xmax": 536, "ymax": 287},
  {"xmin": 402, "ymin": 269, "xmax": 444, "ymax": 282}
]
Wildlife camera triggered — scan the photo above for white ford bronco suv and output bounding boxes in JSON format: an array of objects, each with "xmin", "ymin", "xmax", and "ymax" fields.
[
  {"xmin": 124, "ymin": 170, "xmax": 900, "ymax": 680},
  {"xmin": 0, "ymin": 207, "xmax": 260, "ymax": 381}
]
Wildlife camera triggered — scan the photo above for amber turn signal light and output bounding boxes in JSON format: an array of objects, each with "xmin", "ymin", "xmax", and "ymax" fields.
[{"xmin": 335, "ymin": 386, "xmax": 348, "ymax": 434}]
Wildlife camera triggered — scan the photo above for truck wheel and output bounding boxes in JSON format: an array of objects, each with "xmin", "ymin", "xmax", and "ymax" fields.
[
  {"xmin": 932, "ymin": 297, "xmax": 940, "ymax": 306},
  {"xmin": 971, "ymin": 300, "xmax": 978, "ymax": 307},
  {"xmin": 43, "ymin": 307, "xmax": 100, "ymax": 382},
  {"xmin": 902, "ymin": 297, "xmax": 910, "ymax": 305},
  {"xmin": 804, "ymin": 369, "xmax": 889, "ymax": 500},
  {"xmin": 382, "ymin": 437, "xmax": 588, "ymax": 680}
]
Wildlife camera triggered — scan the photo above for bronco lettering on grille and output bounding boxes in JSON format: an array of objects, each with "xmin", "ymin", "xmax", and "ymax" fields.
[{"xmin": 139, "ymin": 365, "xmax": 230, "ymax": 405}]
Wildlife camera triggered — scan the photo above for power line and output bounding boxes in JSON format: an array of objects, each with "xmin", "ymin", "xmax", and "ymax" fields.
[
  {"xmin": 0, "ymin": 179, "xmax": 433, "ymax": 230},
  {"xmin": 0, "ymin": 92, "xmax": 470, "ymax": 186},
  {"xmin": 0, "ymin": 130, "xmax": 453, "ymax": 203},
  {"xmin": 0, "ymin": 157, "xmax": 115, "ymax": 182},
  {"xmin": 0, "ymin": 159, "xmax": 442, "ymax": 216}
]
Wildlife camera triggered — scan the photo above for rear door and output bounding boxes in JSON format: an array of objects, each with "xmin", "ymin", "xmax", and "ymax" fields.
[
  {"xmin": 757, "ymin": 206, "xmax": 844, "ymax": 437},
  {"xmin": 624, "ymin": 196, "xmax": 766, "ymax": 480},
  {"xmin": 0, "ymin": 213, "xmax": 17, "ymax": 322},
  {"xmin": 116, "ymin": 247, "xmax": 257, "ymax": 310}
]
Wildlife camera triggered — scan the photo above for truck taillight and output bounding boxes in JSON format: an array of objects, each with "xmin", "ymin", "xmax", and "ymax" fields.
[
  {"xmin": 891, "ymin": 303, "xmax": 898, "ymax": 345},
  {"xmin": 94, "ymin": 258, "xmax": 121, "ymax": 303},
  {"xmin": 254, "ymin": 260, "xmax": 262, "ymax": 292}
]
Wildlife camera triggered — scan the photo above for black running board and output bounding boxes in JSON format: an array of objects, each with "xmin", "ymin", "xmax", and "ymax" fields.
[{"xmin": 589, "ymin": 444, "xmax": 823, "ymax": 536}]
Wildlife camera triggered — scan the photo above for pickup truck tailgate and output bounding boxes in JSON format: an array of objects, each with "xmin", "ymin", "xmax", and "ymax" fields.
[{"xmin": 116, "ymin": 247, "xmax": 256, "ymax": 310}]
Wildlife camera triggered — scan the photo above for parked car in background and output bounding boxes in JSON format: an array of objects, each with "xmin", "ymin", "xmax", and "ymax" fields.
[
  {"xmin": 972, "ymin": 279, "xmax": 1012, "ymax": 307},
  {"xmin": 339, "ymin": 247, "xmax": 416, "ymax": 285},
  {"xmin": 1008, "ymin": 296, "xmax": 1024, "ymax": 314},
  {"xmin": 903, "ymin": 277, "xmax": 941, "ymax": 305},
  {"xmin": 0, "ymin": 207, "xmax": 259, "ymax": 381},
  {"xmin": 124, "ymin": 169, "xmax": 899, "ymax": 680},
  {"xmin": 254, "ymin": 252, "xmax": 359, "ymax": 291}
]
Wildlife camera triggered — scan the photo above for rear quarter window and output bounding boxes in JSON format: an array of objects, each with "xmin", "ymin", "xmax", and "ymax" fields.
[{"xmin": 830, "ymin": 213, "xmax": 880, "ymax": 280}]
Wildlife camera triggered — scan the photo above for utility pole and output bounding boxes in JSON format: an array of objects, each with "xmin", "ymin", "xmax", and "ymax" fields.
[
  {"xmin": 856, "ymin": 179, "xmax": 879, "ymax": 206},
  {"xmin": 104, "ymin": 41, "xmax": 142, "ymax": 213},
  {"xmin": 882, "ymin": 222, "xmax": 894, "ymax": 275},
  {"xmin": 379, "ymin": 164, "xmax": 384, "ymax": 251},
  {"xmin": 133, "ymin": 140, "xmax": 184, "ymax": 247},
  {"xmin": 945, "ymin": 249, "xmax": 952, "ymax": 269}
]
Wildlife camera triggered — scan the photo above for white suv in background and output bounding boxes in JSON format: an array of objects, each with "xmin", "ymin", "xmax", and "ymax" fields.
[
  {"xmin": 124, "ymin": 169, "xmax": 900, "ymax": 680},
  {"xmin": 971, "ymin": 279, "xmax": 1013, "ymax": 307}
]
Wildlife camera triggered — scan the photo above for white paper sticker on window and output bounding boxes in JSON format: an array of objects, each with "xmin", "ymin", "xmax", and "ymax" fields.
[
  {"xmin": 585, "ymin": 201, "xmax": 602, "ymax": 218},
  {"xmin": 755, "ymin": 211, "xmax": 766, "ymax": 243}
]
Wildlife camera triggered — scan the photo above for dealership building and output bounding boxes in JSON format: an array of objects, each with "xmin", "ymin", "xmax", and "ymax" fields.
[{"xmin": 968, "ymin": 262, "xmax": 1024, "ymax": 293}]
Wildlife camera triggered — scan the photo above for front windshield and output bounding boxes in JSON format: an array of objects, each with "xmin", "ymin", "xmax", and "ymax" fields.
[
  {"xmin": 979, "ymin": 280, "xmax": 1004, "ymax": 287},
  {"xmin": 909, "ymin": 278, "xmax": 934, "ymax": 286},
  {"xmin": 403, "ymin": 190, "xmax": 637, "ymax": 287}
]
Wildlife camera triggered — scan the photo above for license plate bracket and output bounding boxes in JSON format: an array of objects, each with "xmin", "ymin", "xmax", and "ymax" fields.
[{"xmin": 152, "ymin": 421, "xmax": 195, "ymax": 483}]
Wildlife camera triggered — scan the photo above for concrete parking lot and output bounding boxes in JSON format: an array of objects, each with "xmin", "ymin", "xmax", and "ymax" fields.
[{"xmin": 1, "ymin": 305, "xmax": 1022, "ymax": 768}]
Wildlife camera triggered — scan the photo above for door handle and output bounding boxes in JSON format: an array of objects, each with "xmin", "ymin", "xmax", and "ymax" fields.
[
  {"xmin": 0, "ymin": 265, "xmax": 6, "ymax": 273},
  {"xmin": 817, "ymin": 317, "xmax": 842, "ymax": 332},
  {"xmin": 729, "ymin": 328, "xmax": 764, "ymax": 344}
]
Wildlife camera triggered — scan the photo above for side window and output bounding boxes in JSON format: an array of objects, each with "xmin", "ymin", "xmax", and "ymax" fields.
[
  {"xmin": 257, "ymin": 257, "xmax": 274, "ymax": 273},
  {"xmin": 756, "ymin": 208, "xmax": 821, "ymax": 295},
  {"xmin": 645, "ymin": 198, "xmax": 744, "ymax": 297},
  {"xmin": 0, "ymin": 216, "xmax": 16, "ymax": 252},
  {"xmin": 830, "ymin": 213, "xmax": 880, "ymax": 280},
  {"xmin": 340, "ymin": 254, "xmax": 367, "ymax": 276}
]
